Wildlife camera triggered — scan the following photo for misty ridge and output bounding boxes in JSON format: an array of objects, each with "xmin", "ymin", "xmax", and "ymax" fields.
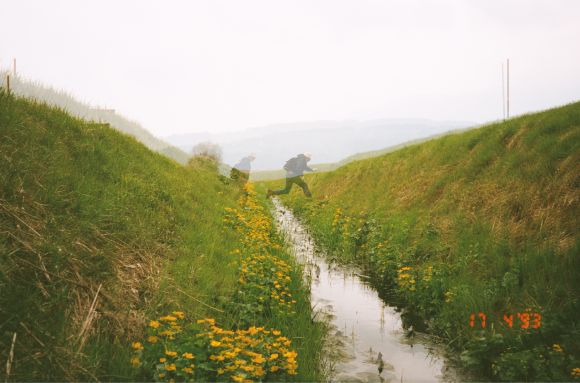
[
  {"xmin": 0, "ymin": 70, "xmax": 189, "ymax": 164},
  {"xmin": 3, "ymin": 70, "xmax": 477, "ymax": 172},
  {"xmin": 165, "ymin": 119, "xmax": 477, "ymax": 171}
]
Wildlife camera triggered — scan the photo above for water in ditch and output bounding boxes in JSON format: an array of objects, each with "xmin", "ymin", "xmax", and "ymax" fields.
[{"xmin": 272, "ymin": 199, "xmax": 459, "ymax": 383}]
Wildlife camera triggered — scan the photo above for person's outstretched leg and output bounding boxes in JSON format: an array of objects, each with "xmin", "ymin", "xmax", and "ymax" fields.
[
  {"xmin": 270, "ymin": 177, "xmax": 294, "ymax": 195},
  {"xmin": 295, "ymin": 177, "xmax": 312, "ymax": 197}
]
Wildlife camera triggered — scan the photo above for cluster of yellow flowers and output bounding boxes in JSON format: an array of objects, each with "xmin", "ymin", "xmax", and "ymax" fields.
[
  {"xmin": 133, "ymin": 313, "xmax": 299, "ymax": 382},
  {"xmin": 332, "ymin": 208, "xmax": 343, "ymax": 229},
  {"xmin": 397, "ymin": 266, "xmax": 416, "ymax": 292},
  {"xmin": 331, "ymin": 208, "xmax": 351, "ymax": 237},
  {"xmin": 226, "ymin": 183, "xmax": 298, "ymax": 314},
  {"xmin": 571, "ymin": 367, "xmax": 580, "ymax": 377},
  {"xmin": 132, "ymin": 183, "xmax": 300, "ymax": 382},
  {"xmin": 422, "ymin": 266, "xmax": 433, "ymax": 283},
  {"xmin": 195, "ymin": 319, "xmax": 298, "ymax": 381},
  {"xmin": 131, "ymin": 312, "xmax": 198, "ymax": 381},
  {"xmin": 239, "ymin": 254, "xmax": 297, "ymax": 311}
]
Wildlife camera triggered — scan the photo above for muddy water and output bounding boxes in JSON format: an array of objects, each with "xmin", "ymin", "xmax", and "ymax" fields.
[{"xmin": 272, "ymin": 199, "xmax": 458, "ymax": 383}]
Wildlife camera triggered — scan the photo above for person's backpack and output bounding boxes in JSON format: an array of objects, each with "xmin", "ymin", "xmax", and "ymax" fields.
[{"xmin": 283, "ymin": 157, "xmax": 298, "ymax": 172}]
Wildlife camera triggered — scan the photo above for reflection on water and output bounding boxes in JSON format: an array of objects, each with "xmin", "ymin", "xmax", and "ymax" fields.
[{"xmin": 272, "ymin": 199, "xmax": 458, "ymax": 383}]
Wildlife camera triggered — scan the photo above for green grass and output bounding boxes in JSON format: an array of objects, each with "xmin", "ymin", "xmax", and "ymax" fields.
[
  {"xmin": 0, "ymin": 91, "xmax": 322, "ymax": 382},
  {"xmin": 270, "ymin": 102, "xmax": 580, "ymax": 381}
]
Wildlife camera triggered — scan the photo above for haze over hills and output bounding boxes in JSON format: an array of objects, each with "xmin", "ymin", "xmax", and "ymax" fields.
[
  {"xmin": 1, "ymin": 71, "xmax": 189, "ymax": 164},
  {"xmin": 165, "ymin": 119, "xmax": 477, "ymax": 171}
]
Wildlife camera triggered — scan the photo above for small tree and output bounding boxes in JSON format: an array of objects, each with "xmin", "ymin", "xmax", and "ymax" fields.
[{"xmin": 191, "ymin": 141, "xmax": 222, "ymax": 163}]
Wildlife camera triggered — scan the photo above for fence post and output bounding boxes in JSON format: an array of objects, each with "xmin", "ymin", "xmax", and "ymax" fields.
[{"xmin": 6, "ymin": 74, "xmax": 10, "ymax": 94}]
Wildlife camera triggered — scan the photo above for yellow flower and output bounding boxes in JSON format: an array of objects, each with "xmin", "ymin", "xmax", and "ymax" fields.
[
  {"xmin": 130, "ymin": 357, "xmax": 140, "ymax": 366},
  {"xmin": 272, "ymin": 330, "xmax": 281, "ymax": 336},
  {"xmin": 165, "ymin": 350, "xmax": 177, "ymax": 357},
  {"xmin": 183, "ymin": 352, "xmax": 195, "ymax": 359},
  {"xmin": 172, "ymin": 311, "xmax": 185, "ymax": 319},
  {"xmin": 232, "ymin": 375, "xmax": 244, "ymax": 382},
  {"xmin": 159, "ymin": 357, "xmax": 167, "ymax": 363},
  {"xmin": 210, "ymin": 340, "xmax": 221, "ymax": 347},
  {"xmin": 270, "ymin": 365, "xmax": 279, "ymax": 372},
  {"xmin": 252, "ymin": 354, "xmax": 266, "ymax": 364},
  {"xmin": 182, "ymin": 367, "xmax": 193, "ymax": 374},
  {"xmin": 444, "ymin": 291, "xmax": 454, "ymax": 303},
  {"xmin": 217, "ymin": 368, "xmax": 225, "ymax": 375},
  {"xmin": 284, "ymin": 351, "xmax": 298, "ymax": 359},
  {"xmin": 269, "ymin": 353, "xmax": 279, "ymax": 360},
  {"xmin": 147, "ymin": 336, "xmax": 158, "ymax": 343},
  {"xmin": 149, "ymin": 320, "xmax": 160, "ymax": 328},
  {"xmin": 572, "ymin": 368, "xmax": 580, "ymax": 377},
  {"xmin": 160, "ymin": 315, "xmax": 177, "ymax": 322},
  {"xmin": 158, "ymin": 373, "xmax": 165, "ymax": 378},
  {"xmin": 165, "ymin": 363, "xmax": 176, "ymax": 371},
  {"xmin": 132, "ymin": 341, "xmax": 144, "ymax": 350},
  {"xmin": 253, "ymin": 366, "xmax": 265, "ymax": 377},
  {"xmin": 553, "ymin": 344, "xmax": 563, "ymax": 352}
]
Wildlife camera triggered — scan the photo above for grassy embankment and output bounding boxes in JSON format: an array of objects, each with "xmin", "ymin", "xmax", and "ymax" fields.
[
  {"xmin": 0, "ymin": 90, "xmax": 323, "ymax": 382},
  {"xmin": 270, "ymin": 102, "xmax": 580, "ymax": 381}
]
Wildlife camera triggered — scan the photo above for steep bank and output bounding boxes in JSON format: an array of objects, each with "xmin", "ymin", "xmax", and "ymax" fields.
[
  {"xmin": 0, "ymin": 91, "xmax": 321, "ymax": 381},
  {"xmin": 271, "ymin": 102, "xmax": 580, "ymax": 381}
]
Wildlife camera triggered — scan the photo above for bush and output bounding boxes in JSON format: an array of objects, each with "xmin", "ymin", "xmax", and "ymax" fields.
[{"xmin": 191, "ymin": 141, "xmax": 222, "ymax": 163}]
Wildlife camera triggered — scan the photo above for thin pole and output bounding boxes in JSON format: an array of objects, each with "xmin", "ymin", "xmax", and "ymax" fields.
[
  {"xmin": 506, "ymin": 59, "xmax": 510, "ymax": 119},
  {"xmin": 501, "ymin": 63, "xmax": 505, "ymax": 121},
  {"xmin": 6, "ymin": 74, "xmax": 10, "ymax": 94},
  {"xmin": 13, "ymin": 58, "xmax": 16, "ymax": 77}
]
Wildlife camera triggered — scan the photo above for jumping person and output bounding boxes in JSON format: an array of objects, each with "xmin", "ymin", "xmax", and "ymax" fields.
[
  {"xmin": 267, "ymin": 152, "xmax": 314, "ymax": 197},
  {"xmin": 230, "ymin": 154, "xmax": 256, "ymax": 183}
]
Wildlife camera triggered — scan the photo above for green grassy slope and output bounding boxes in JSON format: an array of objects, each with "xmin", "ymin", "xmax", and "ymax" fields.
[
  {"xmin": 1, "ymin": 71, "xmax": 189, "ymax": 164},
  {"xmin": 0, "ymin": 91, "xmax": 322, "ymax": 381},
  {"xmin": 276, "ymin": 102, "xmax": 580, "ymax": 381}
]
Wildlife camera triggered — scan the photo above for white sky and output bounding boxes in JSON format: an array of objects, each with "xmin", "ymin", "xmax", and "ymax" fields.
[{"xmin": 1, "ymin": 0, "xmax": 579, "ymax": 136}]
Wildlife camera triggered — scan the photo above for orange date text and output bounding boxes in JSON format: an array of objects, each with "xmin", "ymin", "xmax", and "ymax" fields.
[{"xmin": 468, "ymin": 311, "xmax": 542, "ymax": 329}]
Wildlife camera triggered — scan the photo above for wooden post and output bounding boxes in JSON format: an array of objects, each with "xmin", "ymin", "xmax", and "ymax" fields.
[
  {"xmin": 6, "ymin": 74, "xmax": 10, "ymax": 94},
  {"xmin": 506, "ymin": 59, "xmax": 510, "ymax": 119},
  {"xmin": 501, "ymin": 63, "xmax": 505, "ymax": 121}
]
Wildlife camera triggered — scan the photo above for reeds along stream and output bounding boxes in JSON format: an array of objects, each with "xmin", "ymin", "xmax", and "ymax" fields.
[{"xmin": 272, "ymin": 198, "xmax": 459, "ymax": 383}]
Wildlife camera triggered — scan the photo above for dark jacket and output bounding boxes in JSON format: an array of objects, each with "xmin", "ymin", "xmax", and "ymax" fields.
[{"xmin": 284, "ymin": 154, "xmax": 313, "ymax": 177}]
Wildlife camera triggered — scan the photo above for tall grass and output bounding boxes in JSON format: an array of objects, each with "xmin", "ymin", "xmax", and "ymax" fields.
[
  {"xmin": 272, "ymin": 102, "xmax": 580, "ymax": 381},
  {"xmin": 0, "ymin": 91, "xmax": 322, "ymax": 381}
]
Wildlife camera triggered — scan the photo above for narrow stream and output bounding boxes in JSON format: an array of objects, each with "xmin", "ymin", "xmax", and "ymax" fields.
[{"xmin": 272, "ymin": 199, "xmax": 458, "ymax": 383}]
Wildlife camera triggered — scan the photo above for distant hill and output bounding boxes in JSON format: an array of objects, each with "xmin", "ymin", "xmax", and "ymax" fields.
[
  {"xmin": 165, "ymin": 119, "xmax": 476, "ymax": 171},
  {"xmin": 1, "ymin": 71, "xmax": 189, "ymax": 164},
  {"xmin": 250, "ymin": 127, "xmax": 474, "ymax": 180}
]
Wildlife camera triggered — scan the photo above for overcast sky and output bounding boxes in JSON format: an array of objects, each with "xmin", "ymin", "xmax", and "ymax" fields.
[{"xmin": 1, "ymin": 0, "xmax": 579, "ymax": 136}]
